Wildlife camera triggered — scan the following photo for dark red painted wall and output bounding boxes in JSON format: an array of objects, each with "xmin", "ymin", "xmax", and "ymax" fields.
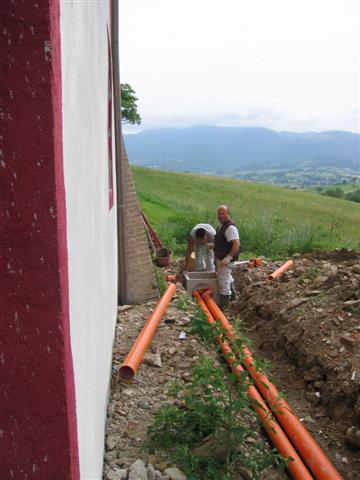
[{"xmin": 0, "ymin": 1, "xmax": 79, "ymax": 478}]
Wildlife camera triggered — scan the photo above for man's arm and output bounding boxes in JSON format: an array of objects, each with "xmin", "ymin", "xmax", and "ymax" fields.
[
  {"xmin": 229, "ymin": 239, "xmax": 240, "ymax": 259},
  {"xmin": 185, "ymin": 236, "xmax": 194, "ymax": 270},
  {"xmin": 221, "ymin": 239, "xmax": 240, "ymax": 264}
]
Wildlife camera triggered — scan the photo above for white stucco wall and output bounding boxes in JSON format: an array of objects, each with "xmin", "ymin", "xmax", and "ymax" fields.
[{"xmin": 60, "ymin": 3, "xmax": 117, "ymax": 479}]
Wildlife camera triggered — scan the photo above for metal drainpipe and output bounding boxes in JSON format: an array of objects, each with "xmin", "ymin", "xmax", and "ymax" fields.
[{"xmin": 111, "ymin": 0, "xmax": 127, "ymax": 305}]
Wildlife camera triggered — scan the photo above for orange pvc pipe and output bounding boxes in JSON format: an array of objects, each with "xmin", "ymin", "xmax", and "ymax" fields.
[
  {"xmin": 166, "ymin": 274, "xmax": 177, "ymax": 282},
  {"xmin": 201, "ymin": 290, "xmax": 343, "ymax": 480},
  {"xmin": 118, "ymin": 283, "xmax": 176, "ymax": 380},
  {"xmin": 194, "ymin": 291, "xmax": 313, "ymax": 480},
  {"xmin": 268, "ymin": 260, "xmax": 294, "ymax": 281}
]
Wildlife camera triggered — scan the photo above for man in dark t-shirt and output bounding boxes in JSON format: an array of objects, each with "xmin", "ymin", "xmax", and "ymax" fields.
[{"xmin": 214, "ymin": 205, "xmax": 240, "ymax": 307}]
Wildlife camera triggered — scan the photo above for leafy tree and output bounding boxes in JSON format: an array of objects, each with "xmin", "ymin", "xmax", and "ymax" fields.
[
  {"xmin": 121, "ymin": 83, "xmax": 141, "ymax": 125},
  {"xmin": 346, "ymin": 189, "xmax": 360, "ymax": 203},
  {"xmin": 322, "ymin": 187, "xmax": 344, "ymax": 199}
]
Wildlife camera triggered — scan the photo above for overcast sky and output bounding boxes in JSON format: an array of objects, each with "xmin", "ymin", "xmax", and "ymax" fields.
[{"xmin": 119, "ymin": 0, "xmax": 359, "ymax": 133}]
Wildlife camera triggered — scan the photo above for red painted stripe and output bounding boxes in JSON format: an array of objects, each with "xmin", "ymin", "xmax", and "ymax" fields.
[
  {"xmin": 49, "ymin": 0, "xmax": 80, "ymax": 478},
  {"xmin": 0, "ymin": 1, "xmax": 80, "ymax": 478}
]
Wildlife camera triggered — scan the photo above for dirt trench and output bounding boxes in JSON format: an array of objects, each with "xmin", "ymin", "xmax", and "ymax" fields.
[{"xmin": 228, "ymin": 249, "xmax": 360, "ymax": 479}]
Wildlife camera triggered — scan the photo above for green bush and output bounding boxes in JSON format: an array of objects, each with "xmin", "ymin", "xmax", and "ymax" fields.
[
  {"xmin": 322, "ymin": 187, "xmax": 344, "ymax": 198},
  {"xmin": 147, "ymin": 313, "xmax": 287, "ymax": 479},
  {"xmin": 147, "ymin": 357, "xmax": 281, "ymax": 480},
  {"xmin": 346, "ymin": 189, "xmax": 360, "ymax": 203}
]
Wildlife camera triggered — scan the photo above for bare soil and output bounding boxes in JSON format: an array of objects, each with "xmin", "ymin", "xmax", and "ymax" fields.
[{"xmin": 229, "ymin": 249, "xmax": 360, "ymax": 479}]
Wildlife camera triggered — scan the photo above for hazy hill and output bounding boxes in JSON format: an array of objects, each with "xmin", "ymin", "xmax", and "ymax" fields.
[{"xmin": 125, "ymin": 126, "xmax": 360, "ymax": 174}]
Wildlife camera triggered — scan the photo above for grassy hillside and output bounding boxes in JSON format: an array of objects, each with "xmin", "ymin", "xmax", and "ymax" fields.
[
  {"xmin": 133, "ymin": 167, "xmax": 360, "ymax": 258},
  {"xmin": 308, "ymin": 182, "xmax": 360, "ymax": 194}
]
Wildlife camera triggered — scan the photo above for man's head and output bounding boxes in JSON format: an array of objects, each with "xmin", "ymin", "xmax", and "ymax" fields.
[
  {"xmin": 217, "ymin": 205, "xmax": 230, "ymax": 224},
  {"xmin": 195, "ymin": 227, "xmax": 207, "ymax": 243}
]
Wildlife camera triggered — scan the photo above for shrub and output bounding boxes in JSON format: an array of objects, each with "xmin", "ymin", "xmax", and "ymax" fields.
[
  {"xmin": 147, "ymin": 356, "xmax": 281, "ymax": 480},
  {"xmin": 322, "ymin": 187, "xmax": 344, "ymax": 199},
  {"xmin": 147, "ymin": 312, "xmax": 287, "ymax": 479},
  {"xmin": 346, "ymin": 189, "xmax": 360, "ymax": 203}
]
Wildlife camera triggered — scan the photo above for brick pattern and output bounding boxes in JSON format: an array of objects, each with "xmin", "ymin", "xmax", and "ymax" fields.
[{"xmin": 122, "ymin": 140, "xmax": 159, "ymax": 303}]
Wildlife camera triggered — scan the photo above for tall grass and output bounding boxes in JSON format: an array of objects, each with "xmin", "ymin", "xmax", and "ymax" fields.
[
  {"xmin": 133, "ymin": 167, "xmax": 360, "ymax": 259},
  {"xmin": 155, "ymin": 209, "xmax": 344, "ymax": 258},
  {"xmin": 158, "ymin": 209, "xmax": 215, "ymax": 256},
  {"xmin": 239, "ymin": 217, "xmax": 342, "ymax": 257}
]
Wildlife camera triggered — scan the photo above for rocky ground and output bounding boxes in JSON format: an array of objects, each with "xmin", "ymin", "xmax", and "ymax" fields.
[
  {"xmin": 103, "ymin": 280, "xmax": 285, "ymax": 479},
  {"xmin": 103, "ymin": 297, "xmax": 199, "ymax": 480},
  {"xmin": 104, "ymin": 249, "xmax": 360, "ymax": 480}
]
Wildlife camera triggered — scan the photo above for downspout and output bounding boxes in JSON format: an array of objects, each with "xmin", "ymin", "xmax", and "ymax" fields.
[{"xmin": 111, "ymin": 0, "xmax": 127, "ymax": 304}]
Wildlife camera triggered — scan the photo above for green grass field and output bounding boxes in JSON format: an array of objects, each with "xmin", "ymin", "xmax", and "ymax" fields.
[
  {"xmin": 133, "ymin": 167, "xmax": 360, "ymax": 258},
  {"xmin": 308, "ymin": 182, "xmax": 360, "ymax": 194}
]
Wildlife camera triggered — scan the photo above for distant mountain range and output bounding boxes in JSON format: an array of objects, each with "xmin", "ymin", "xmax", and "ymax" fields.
[{"xmin": 124, "ymin": 126, "xmax": 360, "ymax": 174}]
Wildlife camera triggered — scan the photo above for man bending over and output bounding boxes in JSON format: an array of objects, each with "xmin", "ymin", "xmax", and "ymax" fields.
[{"xmin": 188, "ymin": 223, "xmax": 216, "ymax": 272}]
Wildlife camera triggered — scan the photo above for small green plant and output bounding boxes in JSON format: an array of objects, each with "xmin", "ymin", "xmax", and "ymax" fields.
[
  {"xmin": 190, "ymin": 306, "xmax": 216, "ymax": 345},
  {"xmin": 147, "ymin": 313, "xmax": 287, "ymax": 479},
  {"xmin": 147, "ymin": 356, "xmax": 282, "ymax": 479},
  {"xmin": 175, "ymin": 291, "xmax": 193, "ymax": 311},
  {"xmin": 343, "ymin": 314, "xmax": 355, "ymax": 329},
  {"xmin": 304, "ymin": 265, "xmax": 320, "ymax": 280},
  {"xmin": 154, "ymin": 267, "xmax": 167, "ymax": 295}
]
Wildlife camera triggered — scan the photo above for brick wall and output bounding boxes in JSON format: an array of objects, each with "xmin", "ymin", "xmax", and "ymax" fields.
[{"xmin": 122, "ymin": 140, "xmax": 159, "ymax": 303}]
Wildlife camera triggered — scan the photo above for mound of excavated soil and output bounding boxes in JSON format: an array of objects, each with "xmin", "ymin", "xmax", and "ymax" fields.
[{"xmin": 229, "ymin": 249, "xmax": 360, "ymax": 479}]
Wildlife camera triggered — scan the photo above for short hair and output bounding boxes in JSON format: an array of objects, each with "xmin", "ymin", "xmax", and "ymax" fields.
[
  {"xmin": 218, "ymin": 205, "xmax": 230, "ymax": 215},
  {"xmin": 195, "ymin": 228, "xmax": 207, "ymax": 239}
]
